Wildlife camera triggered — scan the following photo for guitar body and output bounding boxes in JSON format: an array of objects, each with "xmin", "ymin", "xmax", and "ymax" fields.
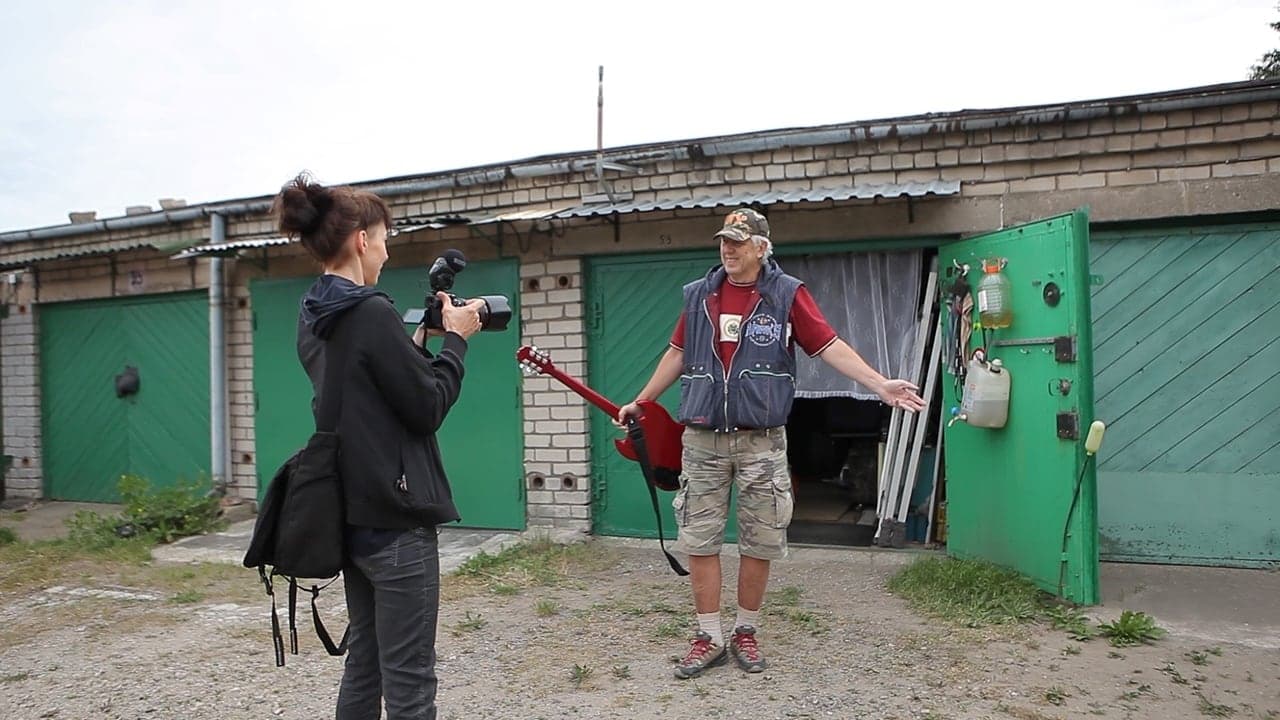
[{"xmin": 613, "ymin": 399, "xmax": 684, "ymax": 491}]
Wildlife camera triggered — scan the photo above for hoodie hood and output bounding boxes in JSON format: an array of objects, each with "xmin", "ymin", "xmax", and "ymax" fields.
[{"xmin": 301, "ymin": 274, "xmax": 390, "ymax": 338}]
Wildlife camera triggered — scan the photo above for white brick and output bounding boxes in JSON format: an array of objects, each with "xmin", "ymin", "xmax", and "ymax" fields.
[
  {"xmin": 544, "ymin": 260, "xmax": 581, "ymax": 275},
  {"xmin": 545, "ymin": 289, "xmax": 582, "ymax": 304}
]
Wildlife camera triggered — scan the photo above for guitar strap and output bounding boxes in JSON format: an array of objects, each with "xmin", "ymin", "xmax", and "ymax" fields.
[{"xmin": 626, "ymin": 418, "xmax": 689, "ymax": 576}]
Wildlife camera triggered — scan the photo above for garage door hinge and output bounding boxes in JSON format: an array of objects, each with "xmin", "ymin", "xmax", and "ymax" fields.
[
  {"xmin": 1057, "ymin": 411, "xmax": 1079, "ymax": 440},
  {"xmin": 591, "ymin": 470, "xmax": 607, "ymax": 509}
]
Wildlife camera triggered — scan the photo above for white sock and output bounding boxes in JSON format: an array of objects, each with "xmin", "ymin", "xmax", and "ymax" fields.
[
  {"xmin": 696, "ymin": 612, "xmax": 723, "ymax": 646},
  {"xmin": 735, "ymin": 606, "xmax": 761, "ymax": 632}
]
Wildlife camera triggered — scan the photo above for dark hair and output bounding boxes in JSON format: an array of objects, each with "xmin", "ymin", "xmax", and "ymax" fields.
[{"xmin": 272, "ymin": 172, "xmax": 392, "ymax": 263}]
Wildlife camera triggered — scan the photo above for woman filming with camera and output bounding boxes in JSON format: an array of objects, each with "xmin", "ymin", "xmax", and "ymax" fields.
[{"xmin": 274, "ymin": 172, "xmax": 483, "ymax": 720}]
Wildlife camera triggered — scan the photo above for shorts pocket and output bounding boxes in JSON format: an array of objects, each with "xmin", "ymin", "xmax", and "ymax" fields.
[
  {"xmin": 770, "ymin": 476, "xmax": 794, "ymax": 530},
  {"xmin": 671, "ymin": 477, "xmax": 690, "ymax": 527}
]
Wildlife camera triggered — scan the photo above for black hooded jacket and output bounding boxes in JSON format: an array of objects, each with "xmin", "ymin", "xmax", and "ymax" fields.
[{"xmin": 297, "ymin": 274, "xmax": 467, "ymax": 530}]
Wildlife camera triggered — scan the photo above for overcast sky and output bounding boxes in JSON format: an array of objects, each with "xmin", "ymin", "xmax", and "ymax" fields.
[{"xmin": 1, "ymin": 0, "xmax": 1275, "ymax": 232}]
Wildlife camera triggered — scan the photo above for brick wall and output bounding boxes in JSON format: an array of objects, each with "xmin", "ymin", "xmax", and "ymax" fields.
[
  {"xmin": 518, "ymin": 259, "xmax": 591, "ymax": 531},
  {"xmin": 1, "ymin": 296, "xmax": 40, "ymax": 499}
]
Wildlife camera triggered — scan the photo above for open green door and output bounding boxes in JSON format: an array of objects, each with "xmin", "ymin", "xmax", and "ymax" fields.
[{"xmin": 938, "ymin": 210, "xmax": 1099, "ymax": 604}]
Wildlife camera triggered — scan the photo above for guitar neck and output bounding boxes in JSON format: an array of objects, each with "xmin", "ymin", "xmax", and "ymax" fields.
[{"xmin": 540, "ymin": 364, "xmax": 622, "ymax": 418}]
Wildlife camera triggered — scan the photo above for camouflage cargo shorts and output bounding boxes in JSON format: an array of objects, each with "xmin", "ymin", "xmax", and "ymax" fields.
[{"xmin": 671, "ymin": 426, "xmax": 794, "ymax": 561}]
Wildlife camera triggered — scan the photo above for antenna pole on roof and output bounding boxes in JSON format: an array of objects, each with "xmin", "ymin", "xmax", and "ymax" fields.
[{"xmin": 596, "ymin": 65, "xmax": 606, "ymax": 197}]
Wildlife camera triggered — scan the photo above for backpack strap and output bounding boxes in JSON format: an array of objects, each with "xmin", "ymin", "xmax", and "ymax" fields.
[
  {"xmin": 308, "ymin": 584, "xmax": 350, "ymax": 656},
  {"xmin": 287, "ymin": 579, "xmax": 300, "ymax": 655},
  {"xmin": 259, "ymin": 568, "xmax": 286, "ymax": 667}
]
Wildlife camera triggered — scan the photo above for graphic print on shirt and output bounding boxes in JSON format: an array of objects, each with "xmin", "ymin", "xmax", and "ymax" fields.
[
  {"xmin": 719, "ymin": 313, "xmax": 743, "ymax": 344},
  {"xmin": 743, "ymin": 313, "xmax": 784, "ymax": 347}
]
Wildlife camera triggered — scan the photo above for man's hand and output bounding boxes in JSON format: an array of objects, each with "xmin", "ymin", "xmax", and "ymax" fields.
[
  {"xmin": 615, "ymin": 401, "xmax": 643, "ymax": 428},
  {"xmin": 878, "ymin": 379, "xmax": 925, "ymax": 412},
  {"xmin": 439, "ymin": 293, "xmax": 484, "ymax": 339}
]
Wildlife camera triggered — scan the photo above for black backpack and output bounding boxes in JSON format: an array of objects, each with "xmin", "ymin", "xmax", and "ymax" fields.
[{"xmin": 243, "ymin": 337, "xmax": 349, "ymax": 666}]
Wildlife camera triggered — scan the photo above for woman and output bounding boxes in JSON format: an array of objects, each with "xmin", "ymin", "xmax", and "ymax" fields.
[{"xmin": 273, "ymin": 172, "xmax": 483, "ymax": 719}]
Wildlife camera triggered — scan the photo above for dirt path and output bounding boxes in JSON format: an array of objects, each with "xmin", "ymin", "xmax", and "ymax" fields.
[{"xmin": 0, "ymin": 541, "xmax": 1276, "ymax": 720}]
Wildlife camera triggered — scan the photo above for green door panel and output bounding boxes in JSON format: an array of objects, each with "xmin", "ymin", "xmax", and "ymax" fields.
[
  {"xmin": 1091, "ymin": 226, "xmax": 1280, "ymax": 567},
  {"xmin": 586, "ymin": 251, "xmax": 726, "ymax": 539},
  {"xmin": 938, "ymin": 210, "xmax": 1099, "ymax": 603},
  {"xmin": 42, "ymin": 294, "xmax": 210, "ymax": 502},
  {"xmin": 251, "ymin": 260, "xmax": 525, "ymax": 530}
]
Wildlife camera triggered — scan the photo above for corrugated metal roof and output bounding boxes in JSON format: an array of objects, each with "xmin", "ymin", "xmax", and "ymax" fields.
[
  {"xmin": 170, "ymin": 236, "xmax": 291, "ymax": 259},
  {"xmin": 552, "ymin": 181, "xmax": 960, "ymax": 218},
  {"xmin": 0, "ymin": 236, "xmax": 158, "ymax": 269},
  {"xmin": 396, "ymin": 206, "xmax": 571, "ymax": 233}
]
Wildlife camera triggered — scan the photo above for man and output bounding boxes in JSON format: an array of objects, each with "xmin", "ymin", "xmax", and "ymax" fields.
[{"xmin": 617, "ymin": 208, "xmax": 925, "ymax": 679}]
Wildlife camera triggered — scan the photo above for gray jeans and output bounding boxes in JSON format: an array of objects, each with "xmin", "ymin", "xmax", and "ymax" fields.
[{"xmin": 336, "ymin": 527, "xmax": 441, "ymax": 720}]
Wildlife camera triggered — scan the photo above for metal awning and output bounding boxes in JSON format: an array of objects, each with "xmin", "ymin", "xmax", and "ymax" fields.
[
  {"xmin": 395, "ymin": 206, "xmax": 571, "ymax": 233},
  {"xmin": 170, "ymin": 236, "xmax": 292, "ymax": 260},
  {"xmin": 553, "ymin": 181, "xmax": 960, "ymax": 218},
  {"xmin": 0, "ymin": 236, "xmax": 159, "ymax": 269}
]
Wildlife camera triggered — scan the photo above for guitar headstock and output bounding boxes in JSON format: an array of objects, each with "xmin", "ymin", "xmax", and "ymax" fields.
[{"xmin": 516, "ymin": 345, "xmax": 554, "ymax": 376}]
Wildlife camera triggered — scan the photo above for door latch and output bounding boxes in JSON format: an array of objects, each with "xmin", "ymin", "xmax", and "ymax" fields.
[{"xmin": 1057, "ymin": 411, "xmax": 1080, "ymax": 440}]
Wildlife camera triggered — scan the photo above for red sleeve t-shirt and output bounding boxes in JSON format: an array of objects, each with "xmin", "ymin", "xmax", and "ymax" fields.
[{"xmin": 669, "ymin": 280, "xmax": 838, "ymax": 370}]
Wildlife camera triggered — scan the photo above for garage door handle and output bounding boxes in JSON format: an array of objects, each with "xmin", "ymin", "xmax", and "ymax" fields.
[{"xmin": 115, "ymin": 365, "xmax": 140, "ymax": 398}]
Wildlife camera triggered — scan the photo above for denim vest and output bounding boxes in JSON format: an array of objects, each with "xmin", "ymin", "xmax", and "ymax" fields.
[{"xmin": 677, "ymin": 259, "xmax": 803, "ymax": 431}]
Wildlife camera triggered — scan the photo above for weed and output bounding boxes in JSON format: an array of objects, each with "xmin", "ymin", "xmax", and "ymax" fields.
[
  {"xmin": 1208, "ymin": 646, "xmax": 1223, "ymax": 656},
  {"xmin": 1188, "ymin": 650, "xmax": 1210, "ymax": 666},
  {"xmin": 1045, "ymin": 604, "xmax": 1095, "ymax": 641},
  {"xmin": 611, "ymin": 665, "xmax": 631, "ymax": 680},
  {"xmin": 887, "ymin": 557, "xmax": 1042, "ymax": 628},
  {"xmin": 656, "ymin": 619, "xmax": 685, "ymax": 638},
  {"xmin": 455, "ymin": 611, "xmax": 487, "ymax": 633},
  {"xmin": 1, "ymin": 671, "xmax": 30, "ymax": 683},
  {"xmin": 535, "ymin": 599, "xmax": 559, "ymax": 617},
  {"xmin": 1108, "ymin": 651, "xmax": 1123, "ymax": 659},
  {"xmin": 570, "ymin": 664, "xmax": 592, "ymax": 687},
  {"xmin": 1044, "ymin": 686, "xmax": 1069, "ymax": 706},
  {"xmin": 1195, "ymin": 691, "xmax": 1234, "ymax": 717},
  {"xmin": 768, "ymin": 586, "xmax": 802, "ymax": 607},
  {"xmin": 492, "ymin": 583, "xmax": 520, "ymax": 596},
  {"xmin": 1097, "ymin": 611, "xmax": 1165, "ymax": 647},
  {"xmin": 1160, "ymin": 662, "xmax": 1189, "ymax": 685},
  {"xmin": 0, "ymin": 526, "xmax": 16, "ymax": 546},
  {"xmin": 1062, "ymin": 644, "xmax": 1081, "ymax": 656},
  {"xmin": 691, "ymin": 684, "xmax": 709, "ymax": 697},
  {"xmin": 168, "ymin": 589, "xmax": 204, "ymax": 604}
]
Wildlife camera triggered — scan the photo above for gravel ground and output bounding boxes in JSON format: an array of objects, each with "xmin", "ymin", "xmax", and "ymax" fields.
[{"xmin": 0, "ymin": 540, "xmax": 1277, "ymax": 720}]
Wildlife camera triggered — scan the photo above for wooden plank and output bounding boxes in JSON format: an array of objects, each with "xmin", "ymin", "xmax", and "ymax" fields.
[
  {"xmin": 1095, "ymin": 235, "xmax": 1276, "ymax": 380},
  {"xmin": 877, "ymin": 266, "xmax": 936, "ymax": 532},
  {"xmin": 1153, "ymin": 371, "xmax": 1280, "ymax": 471},
  {"xmin": 1091, "ymin": 232, "xmax": 1209, "ymax": 340},
  {"xmin": 924, "ymin": 406, "xmax": 945, "ymax": 544},
  {"xmin": 1095, "ymin": 269, "xmax": 1280, "ymax": 406},
  {"xmin": 897, "ymin": 321, "xmax": 943, "ymax": 524},
  {"xmin": 1194, "ymin": 397, "xmax": 1280, "ymax": 473},
  {"xmin": 1098, "ymin": 323, "xmax": 1280, "ymax": 468},
  {"xmin": 1093, "ymin": 232, "xmax": 1254, "ymax": 351}
]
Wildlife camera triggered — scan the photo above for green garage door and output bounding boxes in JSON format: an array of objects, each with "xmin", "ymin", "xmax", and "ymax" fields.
[
  {"xmin": 251, "ymin": 261, "xmax": 525, "ymax": 530},
  {"xmin": 586, "ymin": 251, "xmax": 723, "ymax": 539},
  {"xmin": 42, "ymin": 293, "xmax": 211, "ymax": 502},
  {"xmin": 1091, "ymin": 224, "xmax": 1280, "ymax": 568}
]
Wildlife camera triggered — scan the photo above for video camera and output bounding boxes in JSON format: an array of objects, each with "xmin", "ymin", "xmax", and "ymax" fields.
[{"xmin": 402, "ymin": 249, "xmax": 512, "ymax": 332}]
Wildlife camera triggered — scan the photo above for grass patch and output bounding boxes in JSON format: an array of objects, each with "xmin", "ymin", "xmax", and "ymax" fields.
[
  {"xmin": 1, "ymin": 671, "xmax": 30, "ymax": 683},
  {"xmin": 570, "ymin": 663, "xmax": 592, "ymax": 687},
  {"xmin": 0, "ymin": 526, "xmax": 17, "ymax": 545},
  {"xmin": 1045, "ymin": 604, "xmax": 1095, "ymax": 641},
  {"xmin": 453, "ymin": 538, "xmax": 606, "ymax": 594},
  {"xmin": 611, "ymin": 664, "xmax": 631, "ymax": 680},
  {"xmin": 1043, "ymin": 686, "xmax": 1069, "ymax": 706},
  {"xmin": 1098, "ymin": 610, "xmax": 1165, "ymax": 647},
  {"xmin": 887, "ymin": 557, "xmax": 1041, "ymax": 628},
  {"xmin": 768, "ymin": 585, "xmax": 803, "ymax": 607},
  {"xmin": 535, "ymin": 599, "xmax": 559, "ymax": 617},
  {"xmin": 169, "ymin": 589, "xmax": 204, "ymax": 604}
]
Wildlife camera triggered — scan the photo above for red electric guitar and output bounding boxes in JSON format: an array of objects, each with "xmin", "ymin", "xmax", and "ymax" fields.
[{"xmin": 516, "ymin": 345, "xmax": 684, "ymax": 491}]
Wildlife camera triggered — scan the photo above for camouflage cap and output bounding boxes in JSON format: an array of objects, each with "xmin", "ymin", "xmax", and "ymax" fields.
[{"xmin": 713, "ymin": 208, "xmax": 770, "ymax": 243}]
